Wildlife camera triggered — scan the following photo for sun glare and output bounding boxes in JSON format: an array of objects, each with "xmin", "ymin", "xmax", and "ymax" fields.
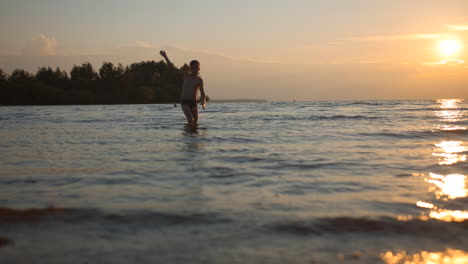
[{"xmin": 439, "ymin": 39, "xmax": 461, "ymax": 56}]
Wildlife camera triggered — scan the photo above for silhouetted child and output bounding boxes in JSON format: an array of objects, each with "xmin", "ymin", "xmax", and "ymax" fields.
[{"xmin": 160, "ymin": 50, "xmax": 206, "ymax": 125}]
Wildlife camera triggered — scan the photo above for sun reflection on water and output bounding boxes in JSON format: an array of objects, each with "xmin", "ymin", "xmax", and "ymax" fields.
[
  {"xmin": 381, "ymin": 249, "xmax": 468, "ymax": 264},
  {"xmin": 394, "ymin": 99, "xmax": 468, "ymax": 259},
  {"xmin": 435, "ymin": 111, "xmax": 464, "ymax": 122},
  {"xmin": 429, "ymin": 209, "xmax": 468, "ymax": 222},
  {"xmin": 437, "ymin": 99, "xmax": 463, "ymax": 109},
  {"xmin": 433, "ymin": 141, "xmax": 467, "ymax": 165},
  {"xmin": 437, "ymin": 125, "xmax": 467, "ymax": 131},
  {"xmin": 426, "ymin": 173, "xmax": 467, "ymax": 199},
  {"xmin": 415, "ymin": 200, "xmax": 468, "ymax": 222},
  {"xmin": 414, "ymin": 204, "xmax": 468, "ymax": 222},
  {"xmin": 415, "ymin": 201, "xmax": 434, "ymax": 209},
  {"xmin": 434, "ymin": 99, "xmax": 466, "ymax": 130},
  {"xmin": 416, "ymin": 98, "xmax": 468, "ymax": 223},
  {"xmin": 415, "ymin": 173, "xmax": 468, "ymax": 222}
]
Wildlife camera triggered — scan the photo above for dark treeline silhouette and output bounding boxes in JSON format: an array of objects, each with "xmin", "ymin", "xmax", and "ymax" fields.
[{"xmin": 0, "ymin": 60, "xmax": 195, "ymax": 105}]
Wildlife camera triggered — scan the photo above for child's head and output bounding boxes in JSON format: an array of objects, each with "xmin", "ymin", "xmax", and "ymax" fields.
[{"xmin": 190, "ymin": 60, "xmax": 200, "ymax": 75}]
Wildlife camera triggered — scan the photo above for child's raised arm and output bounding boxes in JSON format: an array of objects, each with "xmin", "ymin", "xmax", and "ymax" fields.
[{"xmin": 160, "ymin": 50, "xmax": 178, "ymax": 71}]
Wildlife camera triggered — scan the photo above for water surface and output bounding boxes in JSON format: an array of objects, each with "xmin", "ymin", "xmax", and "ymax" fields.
[{"xmin": 1, "ymin": 100, "xmax": 467, "ymax": 263}]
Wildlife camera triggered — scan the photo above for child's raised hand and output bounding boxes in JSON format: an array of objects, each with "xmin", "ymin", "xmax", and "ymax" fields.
[{"xmin": 160, "ymin": 50, "xmax": 167, "ymax": 57}]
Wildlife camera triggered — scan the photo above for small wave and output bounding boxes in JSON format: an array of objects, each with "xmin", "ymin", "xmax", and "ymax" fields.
[
  {"xmin": 0, "ymin": 207, "xmax": 79, "ymax": 222},
  {"xmin": 269, "ymin": 216, "xmax": 467, "ymax": 236},
  {"xmin": 279, "ymin": 184, "xmax": 369, "ymax": 195},
  {"xmin": 313, "ymin": 115, "xmax": 379, "ymax": 120},
  {"xmin": 0, "ymin": 112, "xmax": 40, "ymax": 120},
  {"xmin": 394, "ymin": 173, "xmax": 413, "ymax": 178},
  {"xmin": 275, "ymin": 161, "xmax": 360, "ymax": 170},
  {"xmin": 260, "ymin": 115, "xmax": 379, "ymax": 122},
  {"xmin": 0, "ymin": 237, "xmax": 11, "ymax": 248},
  {"xmin": 212, "ymin": 137, "xmax": 264, "ymax": 144},
  {"xmin": 216, "ymin": 156, "xmax": 266, "ymax": 164},
  {"xmin": 401, "ymin": 107, "xmax": 468, "ymax": 112},
  {"xmin": 2, "ymin": 179, "xmax": 38, "ymax": 185},
  {"xmin": 359, "ymin": 131, "xmax": 437, "ymax": 139},
  {"xmin": 362, "ymin": 128, "xmax": 468, "ymax": 139},
  {"xmin": 425, "ymin": 196, "xmax": 468, "ymax": 211},
  {"xmin": 0, "ymin": 207, "xmax": 231, "ymax": 226},
  {"xmin": 346, "ymin": 101, "xmax": 386, "ymax": 106},
  {"xmin": 431, "ymin": 129, "xmax": 468, "ymax": 136},
  {"xmin": 400, "ymin": 107, "xmax": 441, "ymax": 111},
  {"xmin": 205, "ymin": 166, "xmax": 245, "ymax": 178},
  {"xmin": 72, "ymin": 119, "xmax": 112, "ymax": 123},
  {"xmin": 434, "ymin": 107, "xmax": 468, "ymax": 111}
]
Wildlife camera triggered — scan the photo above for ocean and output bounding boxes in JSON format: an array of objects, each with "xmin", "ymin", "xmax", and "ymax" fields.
[{"xmin": 0, "ymin": 99, "xmax": 467, "ymax": 263}]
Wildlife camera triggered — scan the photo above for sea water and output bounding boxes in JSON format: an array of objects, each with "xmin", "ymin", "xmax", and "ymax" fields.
[{"xmin": 0, "ymin": 100, "xmax": 467, "ymax": 263}]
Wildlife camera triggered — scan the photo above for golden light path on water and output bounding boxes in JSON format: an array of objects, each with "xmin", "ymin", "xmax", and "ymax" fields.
[
  {"xmin": 438, "ymin": 125, "xmax": 467, "ymax": 131},
  {"xmin": 427, "ymin": 173, "xmax": 467, "ymax": 200},
  {"xmin": 419, "ymin": 99, "xmax": 468, "ymax": 222},
  {"xmin": 382, "ymin": 99, "xmax": 468, "ymax": 263},
  {"xmin": 434, "ymin": 99, "xmax": 466, "ymax": 131},
  {"xmin": 438, "ymin": 99, "xmax": 463, "ymax": 109},
  {"xmin": 417, "ymin": 172, "xmax": 468, "ymax": 222},
  {"xmin": 435, "ymin": 111, "xmax": 464, "ymax": 123},
  {"xmin": 416, "ymin": 173, "xmax": 468, "ymax": 222},
  {"xmin": 381, "ymin": 249, "xmax": 468, "ymax": 264},
  {"xmin": 432, "ymin": 141, "xmax": 467, "ymax": 165}
]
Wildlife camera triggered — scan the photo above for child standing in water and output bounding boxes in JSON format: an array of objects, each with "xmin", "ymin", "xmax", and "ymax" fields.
[{"xmin": 160, "ymin": 50, "xmax": 206, "ymax": 125}]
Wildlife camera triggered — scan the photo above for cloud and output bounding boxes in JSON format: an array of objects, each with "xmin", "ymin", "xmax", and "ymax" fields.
[
  {"xmin": 422, "ymin": 59, "xmax": 465, "ymax": 66},
  {"xmin": 420, "ymin": 59, "xmax": 467, "ymax": 76},
  {"xmin": 113, "ymin": 41, "xmax": 159, "ymax": 51},
  {"xmin": 116, "ymin": 42, "xmax": 281, "ymax": 64},
  {"xmin": 418, "ymin": 60, "xmax": 468, "ymax": 77},
  {"xmin": 446, "ymin": 25, "xmax": 468, "ymax": 31},
  {"xmin": 21, "ymin": 34, "xmax": 57, "ymax": 56},
  {"xmin": 350, "ymin": 34, "xmax": 443, "ymax": 41},
  {"xmin": 134, "ymin": 41, "xmax": 154, "ymax": 48},
  {"xmin": 168, "ymin": 46, "xmax": 282, "ymax": 64}
]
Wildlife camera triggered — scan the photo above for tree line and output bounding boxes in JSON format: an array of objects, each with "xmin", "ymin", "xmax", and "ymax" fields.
[{"xmin": 0, "ymin": 60, "xmax": 195, "ymax": 105}]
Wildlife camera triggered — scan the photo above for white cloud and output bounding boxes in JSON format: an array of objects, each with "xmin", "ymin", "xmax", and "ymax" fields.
[
  {"xmin": 21, "ymin": 34, "xmax": 57, "ymax": 56},
  {"xmin": 446, "ymin": 25, "xmax": 468, "ymax": 31},
  {"xmin": 350, "ymin": 34, "xmax": 444, "ymax": 41},
  {"xmin": 134, "ymin": 41, "xmax": 154, "ymax": 48},
  {"xmin": 109, "ymin": 43, "xmax": 279, "ymax": 64},
  {"xmin": 422, "ymin": 59, "xmax": 465, "ymax": 66},
  {"xmin": 167, "ymin": 46, "xmax": 282, "ymax": 64},
  {"xmin": 113, "ymin": 41, "xmax": 159, "ymax": 51}
]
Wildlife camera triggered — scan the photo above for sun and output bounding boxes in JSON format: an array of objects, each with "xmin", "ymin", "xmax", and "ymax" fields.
[{"xmin": 439, "ymin": 39, "xmax": 462, "ymax": 56}]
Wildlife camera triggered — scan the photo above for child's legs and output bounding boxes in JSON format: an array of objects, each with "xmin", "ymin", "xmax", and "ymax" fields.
[
  {"xmin": 191, "ymin": 107, "xmax": 198, "ymax": 124},
  {"xmin": 181, "ymin": 104, "xmax": 194, "ymax": 124}
]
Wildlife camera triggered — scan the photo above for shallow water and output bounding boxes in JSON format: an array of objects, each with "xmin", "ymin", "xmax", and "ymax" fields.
[{"xmin": 0, "ymin": 100, "xmax": 467, "ymax": 263}]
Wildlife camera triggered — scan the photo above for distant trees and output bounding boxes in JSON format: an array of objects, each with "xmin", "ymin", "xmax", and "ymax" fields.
[
  {"xmin": 0, "ymin": 69, "xmax": 8, "ymax": 102},
  {"xmin": 99, "ymin": 62, "xmax": 124, "ymax": 82},
  {"xmin": 0, "ymin": 60, "xmax": 189, "ymax": 105},
  {"xmin": 0, "ymin": 68, "xmax": 7, "ymax": 87},
  {"xmin": 71, "ymin": 62, "xmax": 99, "ymax": 81},
  {"xmin": 10, "ymin": 69, "xmax": 35, "ymax": 82},
  {"xmin": 36, "ymin": 67, "xmax": 69, "ymax": 85}
]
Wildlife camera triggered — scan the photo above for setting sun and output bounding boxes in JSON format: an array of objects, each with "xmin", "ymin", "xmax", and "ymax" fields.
[{"xmin": 439, "ymin": 39, "xmax": 462, "ymax": 56}]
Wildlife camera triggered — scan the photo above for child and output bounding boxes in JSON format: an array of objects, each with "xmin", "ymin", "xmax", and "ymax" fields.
[{"xmin": 160, "ymin": 50, "xmax": 206, "ymax": 125}]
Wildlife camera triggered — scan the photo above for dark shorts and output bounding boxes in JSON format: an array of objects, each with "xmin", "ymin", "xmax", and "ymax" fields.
[{"xmin": 180, "ymin": 99, "xmax": 197, "ymax": 108}]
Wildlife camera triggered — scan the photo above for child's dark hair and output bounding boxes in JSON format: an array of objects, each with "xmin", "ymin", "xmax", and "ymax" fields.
[{"xmin": 190, "ymin": 60, "xmax": 200, "ymax": 68}]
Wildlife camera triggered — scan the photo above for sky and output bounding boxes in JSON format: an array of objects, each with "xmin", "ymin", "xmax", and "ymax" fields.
[{"xmin": 0, "ymin": 0, "xmax": 467, "ymax": 100}]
